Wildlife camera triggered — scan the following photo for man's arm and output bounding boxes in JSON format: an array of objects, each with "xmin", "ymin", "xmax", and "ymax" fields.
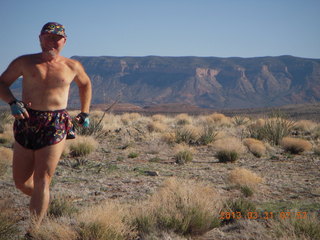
[
  {"xmin": 0, "ymin": 57, "xmax": 23, "ymax": 104},
  {"xmin": 73, "ymin": 61, "xmax": 92, "ymax": 114}
]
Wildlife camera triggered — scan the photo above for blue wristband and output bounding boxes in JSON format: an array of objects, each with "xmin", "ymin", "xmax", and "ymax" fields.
[{"xmin": 9, "ymin": 100, "xmax": 27, "ymax": 115}]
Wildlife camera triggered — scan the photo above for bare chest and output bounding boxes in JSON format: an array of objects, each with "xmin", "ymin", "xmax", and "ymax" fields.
[{"xmin": 25, "ymin": 63, "xmax": 75, "ymax": 89}]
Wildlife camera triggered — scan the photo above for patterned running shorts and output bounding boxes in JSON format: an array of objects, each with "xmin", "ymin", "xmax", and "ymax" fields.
[{"xmin": 13, "ymin": 108, "xmax": 75, "ymax": 150}]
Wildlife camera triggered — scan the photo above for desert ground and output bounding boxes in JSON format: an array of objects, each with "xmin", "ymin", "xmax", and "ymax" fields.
[{"xmin": 0, "ymin": 107, "xmax": 319, "ymax": 240}]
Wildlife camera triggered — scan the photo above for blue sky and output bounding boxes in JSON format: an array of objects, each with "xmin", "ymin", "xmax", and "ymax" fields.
[{"xmin": 1, "ymin": 0, "xmax": 319, "ymax": 73}]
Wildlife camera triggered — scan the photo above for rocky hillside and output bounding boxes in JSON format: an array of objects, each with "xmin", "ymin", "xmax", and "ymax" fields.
[{"xmin": 53, "ymin": 55, "xmax": 320, "ymax": 109}]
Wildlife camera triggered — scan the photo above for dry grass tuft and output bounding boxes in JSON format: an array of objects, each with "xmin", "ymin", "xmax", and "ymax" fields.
[
  {"xmin": 280, "ymin": 137, "xmax": 313, "ymax": 154},
  {"xmin": 151, "ymin": 114, "xmax": 167, "ymax": 122},
  {"xmin": 132, "ymin": 178, "xmax": 221, "ymax": 236},
  {"xmin": 120, "ymin": 113, "xmax": 142, "ymax": 125},
  {"xmin": 161, "ymin": 131, "xmax": 176, "ymax": 145},
  {"xmin": 228, "ymin": 167, "xmax": 263, "ymax": 189},
  {"xmin": 0, "ymin": 199, "xmax": 20, "ymax": 240},
  {"xmin": 175, "ymin": 113, "xmax": 192, "ymax": 125},
  {"xmin": 243, "ymin": 138, "xmax": 266, "ymax": 157},
  {"xmin": 0, "ymin": 147, "xmax": 12, "ymax": 177},
  {"xmin": 147, "ymin": 121, "xmax": 167, "ymax": 133},
  {"xmin": 294, "ymin": 120, "xmax": 318, "ymax": 133},
  {"xmin": 214, "ymin": 137, "xmax": 245, "ymax": 163},
  {"xmin": 68, "ymin": 136, "xmax": 99, "ymax": 157},
  {"xmin": 76, "ymin": 201, "xmax": 136, "ymax": 240},
  {"xmin": 31, "ymin": 218, "xmax": 77, "ymax": 240},
  {"xmin": 173, "ymin": 144, "xmax": 194, "ymax": 164},
  {"xmin": 175, "ymin": 125, "xmax": 201, "ymax": 144}
]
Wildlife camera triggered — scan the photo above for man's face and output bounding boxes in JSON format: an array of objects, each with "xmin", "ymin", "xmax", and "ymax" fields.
[{"xmin": 39, "ymin": 33, "xmax": 66, "ymax": 56}]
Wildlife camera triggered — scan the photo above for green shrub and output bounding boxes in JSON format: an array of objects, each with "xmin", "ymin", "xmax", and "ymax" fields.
[
  {"xmin": 128, "ymin": 152, "xmax": 139, "ymax": 158},
  {"xmin": 48, "ymin": 196, "xmax": 78, "ymax": 218},
  {"xmin": 174, "ymin": 150, "xmax": 193, "ymax": 164},
  {"xmin": 197, "ymin": 125, "xmax": 217, "ymax": 145},
  {"xmin": 216, "ymin": 150, "xmax": 238, "ymax": 163},
  {"xmin": 248, "ymin": 116, "xmax": 295, "ymax": 145},
  {"xmin": 240, "ymin": 186, "xmax": 254, "ymax": 197}
]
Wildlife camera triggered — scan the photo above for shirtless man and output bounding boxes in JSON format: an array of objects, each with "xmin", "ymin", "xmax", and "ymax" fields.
[{"xmin": 0, "ymin": 22, "xmax": 92, "ymax": 231}]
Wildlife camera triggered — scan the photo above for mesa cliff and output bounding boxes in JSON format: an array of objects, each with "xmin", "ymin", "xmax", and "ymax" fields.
[{"xmin": 68, "ymin": 55, "xmax": 320, "ymax": 109}]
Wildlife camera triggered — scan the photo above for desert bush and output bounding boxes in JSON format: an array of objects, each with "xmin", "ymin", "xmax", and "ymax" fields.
[
  {"xmin": 280, "ymin": 137, "xmax": 312, "ymax": 154},
  {"xmin": 128, "ymin": 152, "xmax": 139, "ymax": 158},
  {"xmin": 173, "ymin": 144, "xmax": 194, "ymax": 164},
  {"xmin": 228, "ymin": 167, "xmax": 263, "ymax": 189},
  {"xmin": 314, "ymin": 145, "xmax": 320, "ymax": 156},
  {"xmin": 175, "ymin": 125, "xmax": 201, "ymax": 145},
  {"xmin": 197, "ymin": 124, "xmax": 218, "ymax": 145},
  {"xmin": 161, "ymin": 131, "xmax": 176, "ymax": 145},
  {"xmin": 216, "ymin": 150, "xmax": 238, "ymax": 163},
  {"xmin": 223, "ymin": 198, "xmax": 257, "ymax": 221},
  {"xmin": 0, "ymin": 199, "xmax": 20, "ymax": 240},
  {"xmin": 48, "ymin": 196, "xmax": 78, "ymax": 218},
  {"xmin": 73, "ymin": 117, "xmax": 105, "ymax": 137},
  {"xmin": 0, "ymin": 111, "xmax": 12, "ymax": 134},
  {"xmin": 76, "ymin": 201, "xmax": 136, "ymax": 240},
  {"xmin": 243, "ymin": 138, "xmax": 266, "ymax": 157},
  {"xmin": 293, "ymin": 120, "xmax": 318, "ymax": 134},
  {"xmin": 240, "ymin": 186, "xmax": 254, "ymax": 197},
  {"xmin": 120, "ymin": 113, "xmax": 142, "ymax": 125},
  {"xmin": 232, "ymin": 115, "xmax": 250, "ymax": 126},
  {"xmin": 269, "ymin": 213, "xmax": 320, "ymax": 240},
  {"xmin": 0, "ymin": 147, "xmax": 12, "ymax": 177},
  {"xmin": 175, "ymin": 113, "xmax": 192, "ymax": 125},
  {"xmin": 131, "ymin": 178, "xmax": 221, "ymax": 236},
  {"xmin": 248, "ymin": 117, "xmax": 295, "ymax": 145},
  {"xmin": 69, "ymin": 136, "xmax": 98, "ymax": 157},
  {"xmin": 31, "ymin": 218, "xmax": 77, "ymax": 240},
  {"xmin": 151, "ymin": 114, "xmax": 167, "ymax": 122},
  {"xmin": 214, "ymin": 137, "xmax": 245, "ymax": 163},
  {"xmin": 147, "ymin": 121, "xmax": 167, "ymax": 133}
]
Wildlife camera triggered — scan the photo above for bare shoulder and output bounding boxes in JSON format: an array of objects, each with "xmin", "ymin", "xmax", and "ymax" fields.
[{"xmin": 64, "ymin": 58, "xmax": 85, "ymax": 73}]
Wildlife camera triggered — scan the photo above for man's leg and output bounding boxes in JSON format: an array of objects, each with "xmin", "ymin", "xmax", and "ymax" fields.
[
  {"xmin": 12, "ymin": 141, "xmax": 35, "ymax": 196},
  {"xmin": 30, "ymin": 138, "xmax": 66, "ymax": 226}
]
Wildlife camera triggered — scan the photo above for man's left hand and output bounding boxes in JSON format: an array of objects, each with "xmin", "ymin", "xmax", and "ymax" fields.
[{"xmin": 75, "ymin": 112, "xmax": 90, "ymax": 127}]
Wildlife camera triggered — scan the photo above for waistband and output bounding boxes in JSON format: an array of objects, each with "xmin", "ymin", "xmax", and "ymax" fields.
[{"xmin": 27, "ymin": 108, "xmax": 67, "ymax": 114}]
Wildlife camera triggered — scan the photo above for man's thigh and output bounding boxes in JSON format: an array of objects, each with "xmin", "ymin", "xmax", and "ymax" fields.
[
  {"xmin": 33, "ymin": 138, "xmax": 66, "ymax": 180},
  {"xmin": 13, "ymin": 141, "xmax": 35, "ymax": 184}
]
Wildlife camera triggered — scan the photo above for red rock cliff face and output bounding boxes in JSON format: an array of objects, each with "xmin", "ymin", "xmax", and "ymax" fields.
[{"xmin": 68, "ymin": 55, "xmax": 320, "ymax": 109}]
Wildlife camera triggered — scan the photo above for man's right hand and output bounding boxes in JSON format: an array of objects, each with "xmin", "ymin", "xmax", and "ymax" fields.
[{"xmin": 9, "ymin": 100, "xmax": 29, "ymax": 119}]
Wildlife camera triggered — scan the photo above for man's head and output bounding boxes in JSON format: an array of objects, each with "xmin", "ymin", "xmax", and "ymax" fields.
[
  {"xmin": 40, "ymin": 22, "xmax": 67, "ymax": 38},
  {"xmin": 39, "ymin": 22, "xmax": 67, "ymax": 58}
]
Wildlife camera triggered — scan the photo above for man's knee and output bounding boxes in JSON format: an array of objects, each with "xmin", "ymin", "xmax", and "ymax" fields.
[
  {"xmin": 33, "ymin": 172, "xmax": 52, "ymax": 189},
  {"xmin": 14, "ymin": 179, "xmax": 33, "ymax": 195}
]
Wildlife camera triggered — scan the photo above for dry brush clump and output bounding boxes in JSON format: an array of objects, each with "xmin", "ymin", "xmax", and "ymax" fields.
[
  {"xmin": 293, "ymin": 120, "xmax": 319, "ymax": 134},
  {"xmin": 147, "ymin": 120, "xmax": 168, "ymax": 133},
  {"xmin": 243, "ymin": 138, "xmax": 266, "ymax": 157},
  {"xmin": 175, "ymin": 113, "xmax": 192, "ymax": 125},
  {"xmin": 228, "ymin": 167, "xmax": 263, "ymax": 189},
  {"xmin": 67, "ymin": 135, "xmax": 99, "ymax": 157},
  {"xmin": 214, "ymin": 137, "xmax": 246, "ymax": 163},
  {"xmin": 76, "ymin": 201, "xmax": 136, "ymax": 240},
  {"xmin": 0, "ymin": 147, "xmax": 12, "ymax": 177},
  {"xmin": 0, "ymin": 199, "xmax": 20, "ymax": 240},
  {"xmin": 280, "ymin": 137, "xmax": 313, "ymax": 154},
  {"xmin": 173, "ymin": 143, "xmax": 194, "ymax": 164},
  {"xmin": 247, "ymin": 117, "xmax": 295, "ymax": 145},
  {"xmin": 131, "ymin": 178, "xmax": 222, "ymax": 237}
]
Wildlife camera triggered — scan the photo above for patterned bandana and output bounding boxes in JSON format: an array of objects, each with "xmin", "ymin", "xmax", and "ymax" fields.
[{"xmin": 40, "ymin": 22, "xmax": 67, "ymax": 37}]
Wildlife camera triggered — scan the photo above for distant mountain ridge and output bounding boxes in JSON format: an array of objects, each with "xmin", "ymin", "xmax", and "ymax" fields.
[{"xmin": 68, "ymin": 55, "xmax": 320, "ymax": 109}]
